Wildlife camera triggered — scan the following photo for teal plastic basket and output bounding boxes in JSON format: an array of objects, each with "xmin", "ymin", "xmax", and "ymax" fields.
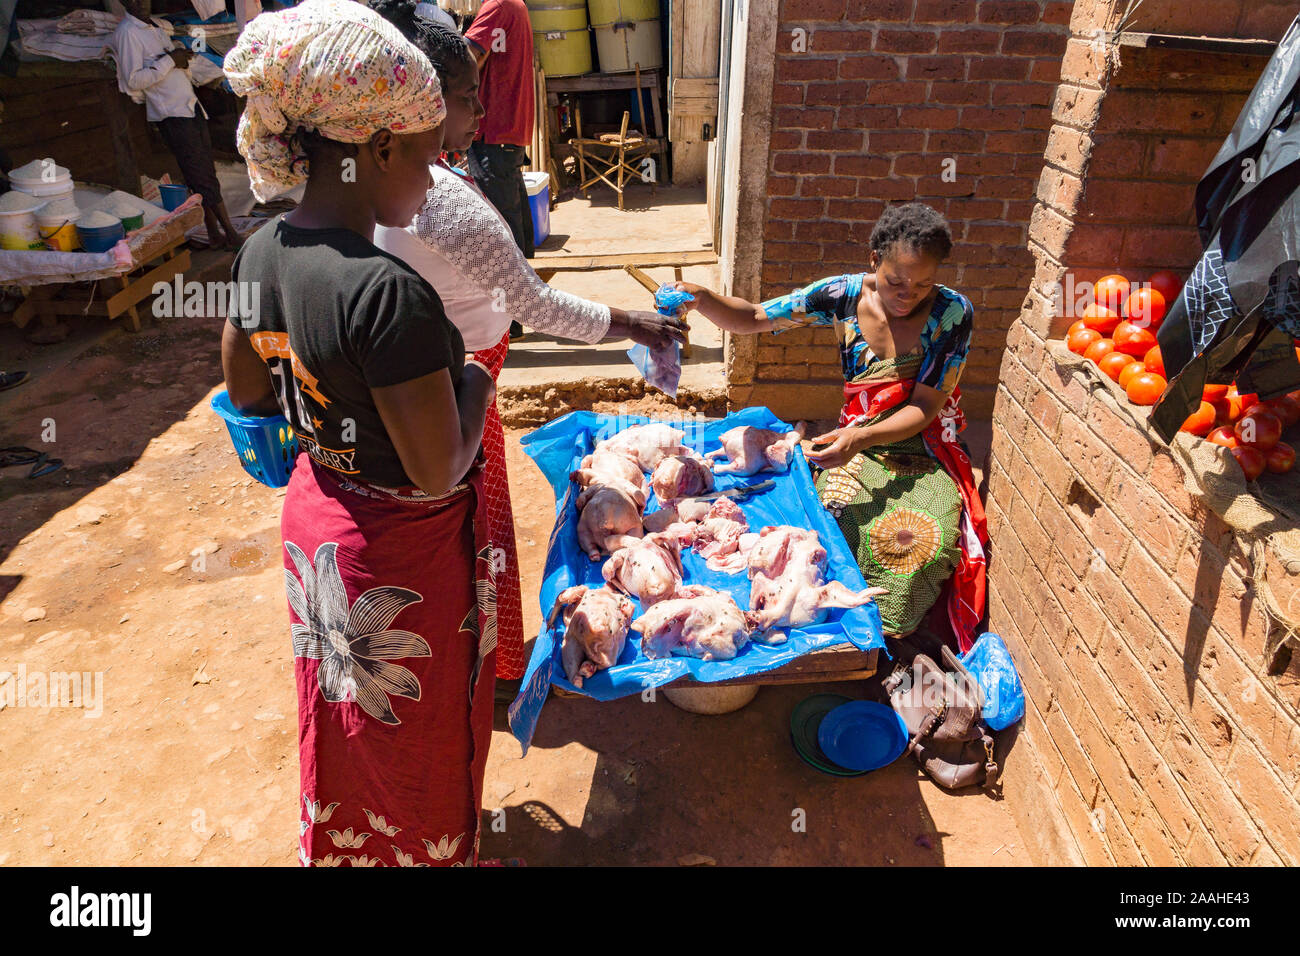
[{"xmin": 210, "ymin": 390, "xmax": 298, "ymax": 488}]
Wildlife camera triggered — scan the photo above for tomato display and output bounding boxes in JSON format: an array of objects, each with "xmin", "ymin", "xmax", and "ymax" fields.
[
  {"xmin": 1263, "ymin": 396, "xmax": 1300, "ymax": 427},
  {"xmin": 1203, "ymin": 383, "xmax": 1231, "ymax": 402},
  {"xmin": 1230, "ymin": 445, "xmax": 1266, "ymax": 481},
  {"xmin": 1208, "ymin": 426, "xmax": 1239, "ymax": 448},
  {"xmin": 1143, "ymin": 345, "xmax": 1164, "ymax": 377},
  {"xmin": 1068, "ymin": 319, "xmax": 1088, "ymax": 338},
  {"xmin": 1147, "ymin": 270, "xmax": 1183, "ymax": 303},
  {"xmin": 1118, "ymin": 360, "xmax": 1146, "ymax": 389},
  {"xmin": 1180, "ymin": 401, "xmax": 1216, "ymax": 436},
  {"xmin": 1124, "ymin": 287, "xmax": 1167, "ymax": 331},
  {"xmin": 1125, "ymin": 371, "xmax": 1166, "ymax": 406},
  {"xmin": 1112, "ymin": 321, "xmax": 1158, "ymax": 357},
  {"xmin": 1099, "ymin": 351, "xmax": 1138, "ymax": 382},
  {"xmin": 1234, "ymin": 408, "xmax": 1283, "ymax": 450},
  {"xmin": 1084, "ymin": 338, "xmax": 1115, "ymax": 364},
  {"xmin": 1068, "ymin": 327, "xmax": 1101, "ymax": 355},
  {"xmin": 1266, "ymin": 442, "xmax": 1295, "ymax": 474},
  {"xmin": 1081, "ymin": 301, "xmax": 1121, "ymax": 335},
  {"xmin": 1093, "ymin": 274, "xmax": 1131, "ymax": 313}
]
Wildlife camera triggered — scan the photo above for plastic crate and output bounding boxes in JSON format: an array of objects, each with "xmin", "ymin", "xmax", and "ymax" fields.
[{"xmin": 210, "ymin": 390, "xmax": 298, "ymax": 488}]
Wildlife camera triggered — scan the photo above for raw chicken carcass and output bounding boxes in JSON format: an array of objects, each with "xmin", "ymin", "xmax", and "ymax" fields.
[
  {"xmin": 595, "ymin": 423, "xmax": 694, "ymax": 472},
  {"xmin": 746, "ymin": 525, "xmax": 886, "ymax": 640},
  {"xmin": 549, "ymin": 585, "xmax": 635, "ymax": 687},
  {"xmin": 570, "ymin": 448, "xmax": 648, "ymax": 496},
  {"xmin": 693, "ymin": 497, "xmax": 759, "ymax": 572},
  {"xmin": 633, "ymin": 584, "xmax": 752, "ymax": 662},
  {"xmin": 602, "ymin": 531, "xmax": 684, "ymax": 607},
  {"xmin": 575, "ymin": 482, "xmax": 645, "ymax": 560},
  {"xmin": 642, "ymin": 498, "xmax": 711, "ymax": 534},
  {"xmin": 650, "ymin": 453, "xmax": 714, "ymax": 502},
  {"xmin": 705, "ymin": 424, "xmax": 806, "ymax": 476}
]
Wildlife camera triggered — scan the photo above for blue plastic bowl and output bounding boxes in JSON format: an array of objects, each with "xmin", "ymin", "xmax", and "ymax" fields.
[
  {"xmin": 210, "ymin": 390, "xmax": 299, "ymax": 488},
  {"xmin": 817, "ymin": 701, "xmax": 909, "ymax": 772},
  {"xmin": 158, "ymin": 183, "xmax": 190, "ymax": 211},
  {"xmin": 76, "ymin": 221, "xmax": 126, "ymax": 253}
]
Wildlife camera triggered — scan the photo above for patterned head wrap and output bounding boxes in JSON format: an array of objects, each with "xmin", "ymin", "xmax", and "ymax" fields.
[{"xmin": 223, "ymin": 0, "xmax": 446, "ymax": 202}]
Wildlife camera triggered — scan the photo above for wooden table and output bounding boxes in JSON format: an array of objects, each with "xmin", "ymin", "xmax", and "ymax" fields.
[{"xmin": 546, "ymin": 69, "xmax": 668, "ymax": 183}]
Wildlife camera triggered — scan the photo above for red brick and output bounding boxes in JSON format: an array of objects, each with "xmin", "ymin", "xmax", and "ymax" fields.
[
  {"xmin": 937, "ymin": 29, "xmax": 1001, "ymax": 54},
  {"xmin": 773, "ymin": 152, "xmax": 831, "ymax": 174},
  {"xmin": 1053, "ymin": 84, "xmax": 1104, "ymax": 129},
  {"xmin": 1088, "ymin": 137, "xmax": 1144, "ymax": 178},
  {"xmin": 806, "ymin": 129, "xmax": 865, "ymax": 151},
  {"xmin": 805, "ymin": 81, "xmax": 870, "ymax": 105},
  {"xmin": 1145, "ymin": 137, "xmax": 1222, "ymax": 181},
  {"xmin": 1119, "ymin": 227, "xmax": 1202, "ymax": 270},
  {"xmin": 958, "ymin": 106, "xmax": 1025, "ymax": 130},
  {"xmin": 770, "ymin": 198, "xmax": 825, "ymax": 219},
  {"xmin": 987, "ymin": 130, "xmax": 1049, "ymax": 154},
  {"xmin": 775, "ymin": 106, "xmax": 835, "ymax": 129},
  {"xmin": 766, "ymin": 177, "xmax": 798, "ymax": 199},
  {"xmin": 1059, "ymin": 38, "xmax": 1110, "ymax": 88},
  {"xmin": 809, "ymin": 29, "xmax": 876, "ymax": 53},
  {"xmin": 874, "ymin": 29, "xmax": 938, "ymax": 54},
  {"xmin": 905, "ymin": 55, "xmax": 966, "ymax": 80},
  {"xmin": 858, "ymin": 177, "xmax": 920, "ymax": 201},
  {"xmin": 762, "ymin": 262, "xmax": 792, "ymax": 284},
  {"xmin": 1225, "ymin": 741, "xmax": 1300, "ymax": 863},
  {"xmin": 967, "ymin": 57, "xmax": 1029, "ymax": 81},
  {"xmin": 768, "ymin": 130, "xmax": 803, "ymax": 150},
  {"xmin": 1104, "ymin": 91, "xmax": 1219, "ymax": 135},
  {"xmin": 868, "ymin": 81, "xmax": 928, "ymax": 105},
  {"xmin": 1041, "ymin": 0, "xmax": 1072, "ymax": 24},
  {"xmin": 844, "ymin": 0, "xmax": 914, "ymax": 19},
  {"xmin": 898, "ymin": 106, "xmax": 961, "ymax": 129},
  {"xmin": 773, "ymin": 81, "xmax": 805, "ymax": 105},
  {"xmin": 799, "ymin": 176, "xmax": 859, "ymax": 197},
  {"xmin": 978, "ymin": 0, "xmax": 1040, "ymax": 24},
  {"xmin": 764, "ymin": 219, "xmax": 794, "ymax": 240},
  {"xmin": 779, "ymin": 0, "xmax": 845, "ymax": 19},
  {"xmin": 931, "ymin": 80, "xmax": 991, "ymax": 105},
  {"xmin": 776, "ymin": 56, "xmax": 839, "ymax": 82},
  {"xmin": 1029, "ymin": 57, "xmax": 1062, "ymax": 84},
  {"xmin": 992, "ymin": 81, "xmax": 1054, "ymax": 106},
  {"xmin": 1001, "ymin": 29, "xmax": 1065, "ymax": 57},
  {"xmin": 837, "ymin": 106, "xmax": 901, "ymax": 129},
  {"xmin": 793, "ymin": 219, "xmax": 849, "ymax": 242},
  {"xmin": 867, "ymin": 130, "xmax": 926, "ymax": 152},
  {"xmin": 837, "ymin": 54, "xmax": 901, "ymax": 80},
  {"xmin": 833, "ymin": 155, "xmax": 891, "ymax": 178},
  {"xmin": 915, "ymin": 0, "xmax": 977, "ymax": 20}
]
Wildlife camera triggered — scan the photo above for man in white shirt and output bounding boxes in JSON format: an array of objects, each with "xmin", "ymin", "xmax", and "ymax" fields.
[{"xmin": 109, "ymin": 0, "xmax": 240, "ymax": 248}]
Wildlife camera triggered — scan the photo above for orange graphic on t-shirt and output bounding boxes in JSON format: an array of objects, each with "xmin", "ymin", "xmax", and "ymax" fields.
[{"xmin": 248, "ymin": 332, "xmax": 331, "ymax": 408}]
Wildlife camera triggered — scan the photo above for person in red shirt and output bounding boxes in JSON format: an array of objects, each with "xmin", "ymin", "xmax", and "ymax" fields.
[{"xmin": 464, "ymin": 0, "xmax": 536, "ymax": 266}]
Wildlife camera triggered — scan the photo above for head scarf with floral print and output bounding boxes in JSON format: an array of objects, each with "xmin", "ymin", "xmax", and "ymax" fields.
[{"xmin": 224, "ymin": 0, "xmax": 447, "ymax": 202}]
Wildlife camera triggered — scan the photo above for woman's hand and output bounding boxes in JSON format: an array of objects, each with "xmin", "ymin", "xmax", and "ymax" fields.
[
  {"xmin": 607, "ymin": 309, "xmax": 689, "ymax": 350},
  {"xmin": 805, "ymin": 426, "xmax": 869, "ymax": 470}
]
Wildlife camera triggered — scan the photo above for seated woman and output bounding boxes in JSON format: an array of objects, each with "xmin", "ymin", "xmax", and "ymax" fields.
[{"xmin": 675, "ymin": 203, "xmax": 988, "ymax": 648}]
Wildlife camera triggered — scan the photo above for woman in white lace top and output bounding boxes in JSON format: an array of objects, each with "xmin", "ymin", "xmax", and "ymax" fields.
[{"xmin": 373, "ymin": 6, "xmax": 685, "ymax": 689}]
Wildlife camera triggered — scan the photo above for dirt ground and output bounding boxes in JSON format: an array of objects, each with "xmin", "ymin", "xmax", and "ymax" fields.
[{"xmin": 0, "ymin": 298, "xmax": 1029, "ymax": 866}]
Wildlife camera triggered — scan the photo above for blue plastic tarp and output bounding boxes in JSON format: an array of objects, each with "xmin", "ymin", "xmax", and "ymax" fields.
[{"xmin": 507, "ymin": 407, "xmax": 885, "ymax": 752}]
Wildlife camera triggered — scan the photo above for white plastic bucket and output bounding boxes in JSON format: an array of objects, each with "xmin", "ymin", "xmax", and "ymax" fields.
[
  {"xmin": 9, "ymin": 159, "xmax": 74, "ymax": 199},
  {"xmin": 0, "ymin": 206, "xmax": 46, "ymax": 250}
]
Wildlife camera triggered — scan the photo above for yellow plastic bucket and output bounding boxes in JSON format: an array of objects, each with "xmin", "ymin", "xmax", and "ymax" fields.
[
  {"xmin": 586, "ymin": 0, "xmax": 658, "ymax": 27},
  {"xmin": 527, "ymin": 0, "xmax": 588, "ymax": 31},
  {"xmin": 38, "ymin": 217, "xmax": 81, "ymax": 252},
  {"xmin": 533, "ymin": 27, "xmax": 594, "ymax": 76}
]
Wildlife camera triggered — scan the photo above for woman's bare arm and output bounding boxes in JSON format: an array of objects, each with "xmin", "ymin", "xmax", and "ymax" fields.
[
  {"xmin": 673, "ymin": 282, "xmax": 770, "ymax": 334},
  {"xmin": 806, "ymin": 383, "xmax": 949, "ymax": 469},
  {"xmin": 372, "ymin": 363, "xmax": 494, "ymax": 497},
  {"xmin": 221, "ymin": 322, "xmax": 281, "ymax": 416}
]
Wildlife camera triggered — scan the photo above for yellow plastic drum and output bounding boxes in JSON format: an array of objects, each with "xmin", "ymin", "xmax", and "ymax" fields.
[
  {"xmin": 586, "ymin": 0, "xmax": 658, "ymax": 27},
  {"xmin": 593, "ymin": 17, "xmax": 662, "ymax": 73},
  {"xmin": 527, "ymin": 0, "xmax": 588, "ymax": 30}
]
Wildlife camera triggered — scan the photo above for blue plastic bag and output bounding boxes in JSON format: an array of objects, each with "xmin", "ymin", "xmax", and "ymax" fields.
[
  {"xmin": 959, "ymin": 633, "xmax": 1025, "ymax": 731},
  {"xmin": 507, "ymin": 407, "xmax": 885, "ymax": 752}
]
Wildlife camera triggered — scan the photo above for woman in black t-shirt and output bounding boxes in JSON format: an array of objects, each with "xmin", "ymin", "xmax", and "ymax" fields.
[{"xmin": 220, "ymin": 0, "xmax": 497, "ymax": 868}]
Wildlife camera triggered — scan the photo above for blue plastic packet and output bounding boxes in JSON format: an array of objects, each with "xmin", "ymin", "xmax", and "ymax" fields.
[
  {"xmin": 626, "ymin": 284, "xmax": 694, "ymax": 397},
  {"xmin": 959, "ymin": 632, "xmax": 1025, "ymax": 730}
]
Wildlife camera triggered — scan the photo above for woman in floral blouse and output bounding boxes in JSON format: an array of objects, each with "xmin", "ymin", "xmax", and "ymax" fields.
[{"xmin": 677, "ymin": 203, "xmax": 989, "ymax": 647}]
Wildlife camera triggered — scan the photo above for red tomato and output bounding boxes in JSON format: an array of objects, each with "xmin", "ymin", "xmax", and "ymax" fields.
[
  {"xmin": 1263, "ymin": 396, "xmax": 1300, "ymax": 427},
  {"xmin": 1230, "ymin": 445, "xmax": 1266, "ymax": 481},
  {"xmin": 1093, "ymin": 274, "xmax": 1131, "ymax": 313},
  {"xmin": 1067, "ymin": 319, "xmax": 1088, "ymax": 338},
  {"xmin": 1208, "ymin": 426, "xmax": 1239, "ymax": 448},
  {"xmin": 1126, "ymin": 371, "xmax": 1166, "ymax": 406},
  {"xmin": 1112, "ymin": 321, "xmax": 1158, "ymax": 357},
  {"xmin": 1147, "ymin": 270, "xmax": 1183, "ymax": 303},
  {"xmin": 1084, "ymin": 338, "xmax": 1115, "ymax": 364},
  {"xmin": 1210, "ymin": 394, "xmax": 1244, "ymax": 426},
  {"xmin": 1082, "ymin": 302, "xmax": 1121, "ymax": 335},
  {"xmin": 1100, "ymin": 351, "xmax": 1138, "ymax": 382},
  {"xmin": 1202, "ymin": 383, "xmax": 1231, "ymax": 402},
  {"xmin": 1234, "ymin": 409, "xmax": 1283, "ymax": 450},
  {"xmin": 1143, "ymin": 344, "xmax": 1164, "ymax": 377},
  {"xmin": 1068, "ymin": 328, "xmax": 1101, "ymax": 355},
  {"xmin": 1266, "ymin": 441, "xmax": 1295, "ymax": 474},
  {"xmin": 1180, "ymin": 401, "xmax": 1217, "ymax": 436},
  {"xmin": 1118, "ymin": 361, "xmax": 1146, "ymax": 390},
  {"xmin": 1227, "ymin": 384, "xmax": 1259, "ymax": 410},
  {"xmin": 1124, "ymin": 287, "xmax": 1168, "ymax": 331}
]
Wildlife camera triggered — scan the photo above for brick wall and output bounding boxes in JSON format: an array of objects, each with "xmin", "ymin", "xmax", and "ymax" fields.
[
  {"xmin": 728, "ymin": 0, "xmax": 1074, "ymax": 422},
  {"xmin": 992, "ymin": 0, "xmax": 1300, "ymax": 865}
]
